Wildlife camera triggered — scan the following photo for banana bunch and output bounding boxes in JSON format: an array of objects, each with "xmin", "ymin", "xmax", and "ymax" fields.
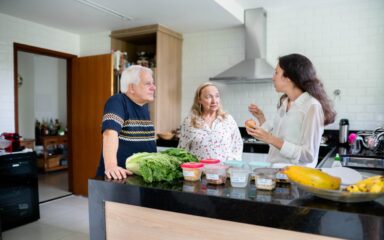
[
  {"xmin": 283, "ymin": 165, "xmax": 341, "ymax": 190},
  {"xmin": 345, "ymin": 175, "xmax": 384, "ymax": 193}
]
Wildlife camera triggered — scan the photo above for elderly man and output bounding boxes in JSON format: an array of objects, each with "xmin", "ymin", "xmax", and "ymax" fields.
[{"xmin": 96, "ymin": 65, "xmax": 157, "ymax": 179}]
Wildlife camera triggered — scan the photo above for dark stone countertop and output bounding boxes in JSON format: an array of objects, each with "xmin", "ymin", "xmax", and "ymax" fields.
[{"xmin": 89, "ymin": 172, "xmax": 384, "ymax": 240}]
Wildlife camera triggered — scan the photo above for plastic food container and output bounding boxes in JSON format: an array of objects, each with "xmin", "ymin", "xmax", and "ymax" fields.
[
  {"xmin": 272, "ymin": 163, "xmax": 292, "ymax": 183},
  {"xmin": 254, "ymin": 168, "xmax": 277, "ymax": 190},
  {"xmin": 180, "ymin": 162, "xmax": 204, "ymax": 181},
  {"xmin": 248, "ymin": 161, "xmax": 272, "ymax": 170},
  {"xmin": 230, "ymin": 168, "xmax": 250, "ymax": 188},
  {"xmin": 203, "ymin": 164, "xmax": 228, "ymax": 185},
  {"xmin": 200, "ymin": 158, "xmax": 221, "ymax": 166},
  {"xmin": 248, "ymin": 161, "xmax": 272, "ymax": 180},
  {"xmin": 224, "ymin": 160, "xmax": 244, "ymax": 176}
]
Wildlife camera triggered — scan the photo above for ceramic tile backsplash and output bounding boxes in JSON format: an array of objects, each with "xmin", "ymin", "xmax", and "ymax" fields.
[{"xmin": 182, "ymin": 0, "xmax": 384, "ymax": 131}]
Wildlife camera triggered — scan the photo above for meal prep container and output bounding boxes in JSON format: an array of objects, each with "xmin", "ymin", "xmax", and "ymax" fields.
[
  {"xmin": 203, "ymin": 164, "xmax": 228, "ymax": 185},
  {"xmin": 224, "ymin": 160, "xmax": 244, "ymax": 176},
  {"xmin": 200, "ymin": 158, "xmax": 221, "ymax": 165},
  {"xmin": 180, "ymin": 162, "xmax": 204, "ymax": 181},
  {"xmin": 254, "ymin": 168, "xmax": 278, "ymax": 190},
  {"xmin": 230, "ymin": 168, "xmax": 250, "ymax": 188}
]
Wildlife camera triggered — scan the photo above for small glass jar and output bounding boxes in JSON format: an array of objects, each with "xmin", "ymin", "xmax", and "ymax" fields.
[{"xmin": 254, "ymin": 169, "xmax": 277, "ymax": 190}]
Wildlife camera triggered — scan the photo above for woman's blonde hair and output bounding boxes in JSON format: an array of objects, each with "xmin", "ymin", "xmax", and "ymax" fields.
[{"xmin": 190, "ymin": 82, "xmax": 227, "ymax": 128}]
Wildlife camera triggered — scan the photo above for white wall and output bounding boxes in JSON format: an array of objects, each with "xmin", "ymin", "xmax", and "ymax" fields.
[
  {"xmin": 35, "ymin": 55, "xmax": 67, "ymax": 128},
  {"xmin": 182, "ymin": 0, "xmax": 384, "ymax": 131},
  {"xmin": 79, "ymin": 31, "xmax": 111, "ymax": 57},
  {"xmin": 18, "ymin": 52, "xmax": 35, "ymax": 139},
  {"xmin": 17, "ymin": 52, "xmax": 67, "ymax": 139},
  {"xmin": 0, "ymin": 13, "xmax": 79, "ymax": 133}
]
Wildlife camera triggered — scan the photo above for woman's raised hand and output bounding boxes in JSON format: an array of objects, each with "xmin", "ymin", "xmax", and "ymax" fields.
[{"xmin": 248, "ymin": 104, "xmax": 266, "ymax": 125}]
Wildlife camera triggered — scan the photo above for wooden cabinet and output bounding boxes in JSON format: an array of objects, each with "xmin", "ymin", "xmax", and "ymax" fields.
[
  {"xmin": 110, "ymin": 24, "xmax": 182, "ymax": 133},
  {"xmin": 37, "ymin": 135, "xmax": 68, "ymax": 172}
]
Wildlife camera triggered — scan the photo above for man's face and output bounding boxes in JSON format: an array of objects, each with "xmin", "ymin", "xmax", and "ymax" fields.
[{"xmin": 130, "ymin": 71, "xmax": 156, "ymax": 104}]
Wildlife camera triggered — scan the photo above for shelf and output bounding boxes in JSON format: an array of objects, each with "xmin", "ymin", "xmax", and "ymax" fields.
[
  {"xmin": 37, "ymin": 135, "xmax": 68, "ymax": 173},
  {"xmin": 44, "ymin": 165, "xmax": 68, "ymax": 172}
]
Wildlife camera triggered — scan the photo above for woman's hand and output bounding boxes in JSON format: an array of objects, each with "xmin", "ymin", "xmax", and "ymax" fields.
[
  {"xmin": 248, "ymin": 104, "xmax": 266, "ymax": 125},
  {"xmin": 245, "ymin": 125, "xmax": 272, "ymax": 144},
  {"xmin": 245, "ymin": 126, "xmax": 284, "ymax": 150}
]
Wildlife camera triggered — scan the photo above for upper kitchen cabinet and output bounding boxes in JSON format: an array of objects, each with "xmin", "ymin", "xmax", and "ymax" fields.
[{"xmin": 110, "ymin": 24, "xmax": 183, "ymax": 133}]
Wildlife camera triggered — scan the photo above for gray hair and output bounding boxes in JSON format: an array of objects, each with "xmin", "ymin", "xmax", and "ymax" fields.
[{"xmin": 120, "ymin": 65, "xmax": 153, "ymax": 93}]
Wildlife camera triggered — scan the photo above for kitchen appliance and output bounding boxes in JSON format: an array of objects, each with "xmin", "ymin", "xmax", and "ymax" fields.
[
  {"xmin": 338, "ymin": 119, "xmax": 349, "ymax": 145},
  {"xmin": 1, "ymin": 133, "xmax": 21, "ymax": 152},
  {"xmin": 0, "ymin": 152, "xmax": 39, "ymax": 230},
  {"xmin": 210, "ymin": 8, "xmax": 274, "ymax": 83}
]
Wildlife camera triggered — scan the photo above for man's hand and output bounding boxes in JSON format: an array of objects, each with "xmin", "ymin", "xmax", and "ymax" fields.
[
  {"xmin": 105, "ymin": 165, "xmax": 132, "ymax": 180},
  {"xmin": 103, "ymin": 129, "xmax": 132, "ymax": 180}
]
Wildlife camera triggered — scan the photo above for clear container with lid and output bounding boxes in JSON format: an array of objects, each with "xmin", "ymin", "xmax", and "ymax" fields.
[
  {"xmin": 254, "ymin": 168, "xmax": 277, "ymax": 190},
  {"xmin": 203, "ymin": 164, "xmax": 228, "ymax": 185},
  {"xmin": 248, "ymin": 161, "xmax": 272, "ymax": 171},
  {"xmin": 230, "ymin": 168, "xmax": 250, "ymax": 188},
  {"xmin": 200, "ymin": 158, "xmax": 221, "ymax": 166},
  {"xmin": 180, "ymin": 162, "xmax": 204, "ymax": 181},
  {"xmin": 272, "ymin": 163, "xmax": 291, "ymax": 183},
  {"xmin": 224, "ymin": 160, "xmax": 244, "ymax": 176}
]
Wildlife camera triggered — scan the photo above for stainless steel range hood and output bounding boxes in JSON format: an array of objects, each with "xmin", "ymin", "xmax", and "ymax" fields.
[{"xmin": 210, "ymin": 8, "xmax": 274, "ymax": 84}]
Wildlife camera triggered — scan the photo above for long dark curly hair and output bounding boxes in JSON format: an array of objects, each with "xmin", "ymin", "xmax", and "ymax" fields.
[{"xmin": 278, "ymin": 54, "xmax": 336, "ymax": 125}]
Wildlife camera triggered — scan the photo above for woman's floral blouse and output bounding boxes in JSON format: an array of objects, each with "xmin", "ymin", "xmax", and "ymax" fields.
[{"xmin": 178, "ymin": 114, "xmax": 243, "ymax": 161}]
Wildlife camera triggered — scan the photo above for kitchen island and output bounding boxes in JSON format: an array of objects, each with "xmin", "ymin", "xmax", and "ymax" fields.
[{"xmin": 89, "ymin": 173, "xmax": 384, "ymax": 240}]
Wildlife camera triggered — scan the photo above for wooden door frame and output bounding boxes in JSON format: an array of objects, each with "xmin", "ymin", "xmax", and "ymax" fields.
[{"xmin": 13, "ymin": 42, "xmax": 77, "ymax": 192}]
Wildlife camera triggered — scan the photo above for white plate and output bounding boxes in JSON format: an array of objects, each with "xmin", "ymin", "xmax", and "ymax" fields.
[{"xmin": 321, "ymin": 167, "xmax": 362, "ymax": 186}]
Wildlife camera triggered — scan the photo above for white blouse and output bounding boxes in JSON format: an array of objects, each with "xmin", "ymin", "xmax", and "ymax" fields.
[
  {"xmin": 178, "ymin": 114, "xmax": 243, "ymax": 161},
  {"xmin": 262, "ymin": 92, "xmax": 324, "ymax": 168}
]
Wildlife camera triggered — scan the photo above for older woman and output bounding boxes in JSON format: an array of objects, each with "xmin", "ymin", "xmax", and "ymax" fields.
[
  {"xmin": 178, "ymin": 82, "xmax": 243, "ymax": 161},
  {"xmin": 246, "ymin": 54, "xmax": 336, "ymax": 168}
]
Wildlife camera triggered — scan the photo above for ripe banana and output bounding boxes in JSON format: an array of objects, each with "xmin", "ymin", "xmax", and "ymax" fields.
[
  {"xmin": 345, "ymin": 175, "xmax": 384, "ymax": 193},
  {"xmin": 283, "ymin": 166, "xmax": 341, "ymax": 190}
]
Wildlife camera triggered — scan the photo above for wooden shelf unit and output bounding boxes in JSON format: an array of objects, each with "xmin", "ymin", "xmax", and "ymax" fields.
[
  {"xmin": 110, "ymin": 24, "xmax": 182, "ymax": 133},
  {"xmin": 37, "ymin": 135, "xmax": 68, "ymax": 172}
]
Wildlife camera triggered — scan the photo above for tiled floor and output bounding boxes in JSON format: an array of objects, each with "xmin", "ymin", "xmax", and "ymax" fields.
[
  {"xmin": 38, "ymin": 171, "xmax": 72, "ymax": 202},
  {"xmin": 2, "ymin": 195, "xmax": 89, "ymax": 240}
]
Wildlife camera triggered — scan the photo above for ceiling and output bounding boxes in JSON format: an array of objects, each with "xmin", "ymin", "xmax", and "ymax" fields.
[
  {"xmin": 0, "ymin": 0, "xmax": 311, "ymax": 35},
  {"xmin": 0, "ymin": 0, "xmax": 326, "ymax": 35}
]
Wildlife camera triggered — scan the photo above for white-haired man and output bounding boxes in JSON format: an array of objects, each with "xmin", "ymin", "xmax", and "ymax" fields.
[{"xmin": 96, "ymin": 65, "xmax": 156, "ymax": 179}]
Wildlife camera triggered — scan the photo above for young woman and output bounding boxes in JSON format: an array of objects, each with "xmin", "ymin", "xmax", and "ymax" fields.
[{"xmin": 246, "ymin": 54, "xmax": 336, "ymax": 167}]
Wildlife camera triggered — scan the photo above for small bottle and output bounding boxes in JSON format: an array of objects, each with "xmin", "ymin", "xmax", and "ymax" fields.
[{"xmin": 332, "ymin": 154, "xmax": 342, "ymax": 168}]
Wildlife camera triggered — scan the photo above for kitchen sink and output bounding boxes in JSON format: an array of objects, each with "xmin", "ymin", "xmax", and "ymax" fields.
[{"xmin": 341, "ymin": 155, "xmax": 384, "ymax": 170}]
